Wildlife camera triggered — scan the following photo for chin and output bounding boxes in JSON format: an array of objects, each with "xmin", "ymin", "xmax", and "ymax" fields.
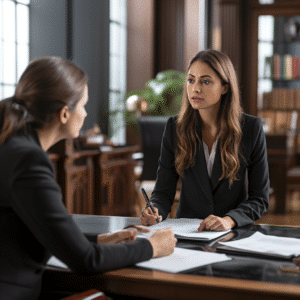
[
  {"xmin": 67, "ymin": 131, "xmax": 80, "ymax": 139},
  {"xmin": 191, "ymin": 103, "xmax": 204, "ymax": 110}
]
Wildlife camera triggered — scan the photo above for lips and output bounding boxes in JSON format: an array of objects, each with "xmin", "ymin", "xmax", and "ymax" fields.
[{"xmin": 191, "ymin": 97, "xmax": 204, "ymax": 101}]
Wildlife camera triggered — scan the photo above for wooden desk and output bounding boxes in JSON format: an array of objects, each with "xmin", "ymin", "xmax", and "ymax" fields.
[{"xmin": 43, "ymin": 215, "xmax": 300, "ymax": 300}]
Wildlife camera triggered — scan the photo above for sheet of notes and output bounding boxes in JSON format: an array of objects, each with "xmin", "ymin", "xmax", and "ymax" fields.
[
  {"xmin": 137, "ymin": 218, "xmax": 231, "ymax": 241},
  {"xmin": 136, "ymin": 247, "xmax": 231, "ymax": 273}
]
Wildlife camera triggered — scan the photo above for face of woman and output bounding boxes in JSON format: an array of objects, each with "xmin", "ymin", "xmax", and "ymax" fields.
[
  {"xmin": 66, "ymin": 84, "xmax": 88, "ymax": 138},
  {"xmin": 186, "ymin": 61, "xmax": 228, "ymax": 114}
]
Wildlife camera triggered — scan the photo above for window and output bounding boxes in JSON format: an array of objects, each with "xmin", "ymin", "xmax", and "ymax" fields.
[
  {"xmin": 0, "ymin": 0, "xmax": 30, "ymax": 100},
  {"xmin": 109, "ymin": 0, "xmax": 127, "ymax": 145},
  {"xmin": 257, "ymin": 15, "xmax": 274, "ymax": 109}
]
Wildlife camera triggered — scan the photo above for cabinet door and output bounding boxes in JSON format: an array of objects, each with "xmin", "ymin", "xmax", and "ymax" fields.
[
  {"xmin": 64, "ymin": 156, "xmax": 95, "ymax": 215},
  {"xmin": 99, "ymin": 161, "xmax": 136, "ymax": 216}
]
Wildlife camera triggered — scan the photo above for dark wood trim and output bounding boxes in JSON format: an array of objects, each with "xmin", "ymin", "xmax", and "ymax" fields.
[
  {"xmin": 248, "ymin": 0, "xmax": 300, "ymax": 9},
  {"xmin": 219, "ymin": 0, "xmax": 246, "ymax": 108},
  {"xmin": 206, "ymin": 0, "xmax": 214, "ymax": 49},
  {"xmin": 66, "ymin": 0, "xmax": 73, "ymax": 61}
]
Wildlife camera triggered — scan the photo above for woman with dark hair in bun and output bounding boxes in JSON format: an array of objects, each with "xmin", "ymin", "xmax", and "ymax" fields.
[{"xmin": 0, "ymin": 57, "xmax": 176, "ymax": 300}]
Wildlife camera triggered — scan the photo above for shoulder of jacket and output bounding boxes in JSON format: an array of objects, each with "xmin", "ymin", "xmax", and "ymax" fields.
[
  {"xmin": 3, "ymin": 133, "xmax": 48, "ymax": 163},
  {"xmin": 241, "ymin": 113, "xmax": 262, "ymax": 128}
]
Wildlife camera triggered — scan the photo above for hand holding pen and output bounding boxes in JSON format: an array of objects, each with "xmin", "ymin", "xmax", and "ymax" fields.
[{"xmin": 140, "ymin": 188, "xmax": 162, "ymax": 226}]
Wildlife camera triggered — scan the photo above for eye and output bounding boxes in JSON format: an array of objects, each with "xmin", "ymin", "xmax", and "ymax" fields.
[
  {"xmin": 202, "ymin": 80, "xmax": 210, "ymax": 85},
  {"xmin": 187, "ymin": 78, "xmax": 194, "ymax": 84}
]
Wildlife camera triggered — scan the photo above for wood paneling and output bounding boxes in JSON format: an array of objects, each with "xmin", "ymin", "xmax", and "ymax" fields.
[
  {"xmin": 154, "ymin": 0, "xmax": 185, "ymax": 73},
  {"xmin": 126, "ymin": 0, "xmax": 155, "ymax": 91},
  {"xmin": 219, "ymin": 1, "xmax": 242, "ymax": 79},
  {"xmin": 94, "ymin": 145, "xmax": 140, "ymax": 216},
  {"xmin": 49, "ymin": 139, "xmax": 98, "ymax": 215},
  {"xmin": 184, "ymin": 0, "xmax": 200, "ymax": 69}
]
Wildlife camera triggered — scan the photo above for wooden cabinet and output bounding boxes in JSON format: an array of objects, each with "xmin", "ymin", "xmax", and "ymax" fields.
[
  {"xmin": 49, "ymin": 140, "xmax": 140, "ymax": 216},
  {"xmin": 94, "ymin": 145, "xmax": 140, "ymax": 216},
  {"xmin": 49, "ymin": 139, "xmax": 98, "ymax": 215}
]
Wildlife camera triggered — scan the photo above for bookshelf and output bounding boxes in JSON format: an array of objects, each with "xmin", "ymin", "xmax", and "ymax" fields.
[
  {"xmin": 218, "ymin": 0, "xmax": 300, "ymax": 214},
  {"xmin": 256, "ymin": 11, "xmax": 300, "ymax": 152}
]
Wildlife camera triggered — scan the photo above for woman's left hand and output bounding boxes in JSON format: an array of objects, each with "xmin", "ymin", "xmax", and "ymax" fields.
[
  {"xmin": 197, "ymin": 215, "xmax": 236, "ymax": 232},
  {"xmin": 97, "ymin": 225, "xmax": 150, "ymax": 244}
]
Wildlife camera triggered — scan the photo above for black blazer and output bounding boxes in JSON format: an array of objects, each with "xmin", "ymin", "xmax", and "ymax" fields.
[
  {"xmin": 0, "ymin": 129, "xmax": 152, "ymax": 300},
  {"xmin": 151, "ymin": 113, "xmax": 270, "ymax": 227}
]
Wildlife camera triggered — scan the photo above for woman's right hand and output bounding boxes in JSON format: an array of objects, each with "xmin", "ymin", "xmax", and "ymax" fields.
[
  {"xmin": 140, "ymin": 206, "xmax": 162, "ymax": 226},
  {"xmin": 148, "ymin": 228, "xmax": 177, "ymax": 258}
]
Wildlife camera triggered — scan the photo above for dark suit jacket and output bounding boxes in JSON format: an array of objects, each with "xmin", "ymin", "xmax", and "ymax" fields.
[
  {"xmin": 0, "ymin": 129, "xmax": 152, "ymax": 300},
  {"xmin": 151, "ymin": 113, "xmax": 270, "ymax": 227}
]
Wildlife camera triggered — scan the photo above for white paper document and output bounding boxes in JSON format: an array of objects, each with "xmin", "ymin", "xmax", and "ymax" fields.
[
  {"xmin": 218, "ymin": 232, "xmax": 300, "ymax": 258},
  {"xmin": 138, "ymin": 218, "xmax": 231, "ymax": 241},
  {"xmin": 136, "ymin": 247, "xmax": 231, "ymax": 273}
]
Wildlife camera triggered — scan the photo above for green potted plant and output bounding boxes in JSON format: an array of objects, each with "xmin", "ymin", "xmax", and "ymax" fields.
[
  {"xmin": 125, "ymin": 70, "xmax": 186, "ymax": 144},
  {"xmin": 125, "ymin": 69, "xmax": 186, "ymax": 144}
]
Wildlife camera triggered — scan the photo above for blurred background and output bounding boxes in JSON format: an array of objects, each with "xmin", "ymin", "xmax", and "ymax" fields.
[{"xmin": 2, "ymin": 0, "xmax": 300, "ymax": 223}]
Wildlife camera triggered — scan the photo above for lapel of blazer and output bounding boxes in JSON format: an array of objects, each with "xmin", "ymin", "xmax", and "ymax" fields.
[
  {"xmin": 210, "ymin": 142, "xmax": 223, "ymax": 191},
  {"xmin": 191, "ymin": 125, "xmax": 214, "ymax": 202}
]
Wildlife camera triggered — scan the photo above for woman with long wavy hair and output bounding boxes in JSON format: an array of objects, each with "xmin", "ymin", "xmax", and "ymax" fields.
[{"xmin": 140, "ymin": 49, "xmax": 269, "ymax": 231}]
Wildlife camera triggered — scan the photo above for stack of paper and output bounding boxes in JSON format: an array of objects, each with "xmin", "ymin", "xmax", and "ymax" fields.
[
  {"xmin": 137, "ymin": 218, "xmax": 231, "ymax": 241},
  {"xmin": 136, "ymin": 247, "xmax": 231, "ymax": 273},
  {"xmin": 218, "ymin": 232, "xmax": 300, "ymax": 259}
]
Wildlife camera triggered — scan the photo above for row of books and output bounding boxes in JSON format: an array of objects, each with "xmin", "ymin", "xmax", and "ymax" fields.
[
  {"xmin": 262, "ymin": 89, "xmax": 300, "ymax": 109},
  {"xmin": 258, "ymin": 110, "xmax": 298, "ymax": 134},
  {"xmin": 264, "ymin": 54, "xmax": 300, "ymax": 80}
]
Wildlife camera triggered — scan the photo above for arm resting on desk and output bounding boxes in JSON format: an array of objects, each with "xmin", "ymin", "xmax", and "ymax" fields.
[{"xmin": 10, "ymin": 148, "xmax": 153, "ymax": 274}]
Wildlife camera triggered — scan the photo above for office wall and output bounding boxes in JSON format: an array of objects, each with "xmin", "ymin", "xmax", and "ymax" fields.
[
  {"xmin": 185, "ymin": 0, "xmax": 201, "ymax": 70},
  {"xmin": 30, "ymin": 0, "xmax": 109, "ymax": 133},
  {"xmin": 127, "ymin": 0, "xmax": 202, "ymax": 92},
  {"xmin": 30, "ymin": 0, "xmax": 203, "ymax": 133},
  {"xmin": 73, "ymin": 0, "xmax": 109, "ymax": 134},
  {"xmin": 126, "ymin": 0, "xmax": 155, "ymax": 92},
  {"xmin": 30, "ymin": 0, "xmax": 67, "ymax": 58}
]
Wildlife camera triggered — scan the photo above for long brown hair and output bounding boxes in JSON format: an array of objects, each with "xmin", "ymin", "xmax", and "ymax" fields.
[
  {"xmin": 0, "ymin": 57, "xmax": 88, "ymax": 145},
  {"xmin": 175, "ymin": 49, "xmax": 243, "ymax": 187}
]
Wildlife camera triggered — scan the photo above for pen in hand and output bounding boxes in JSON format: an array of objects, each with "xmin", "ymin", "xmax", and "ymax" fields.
[{"xmin": 141, "ymin": 188, "xmax": 159, "ymax": 224}]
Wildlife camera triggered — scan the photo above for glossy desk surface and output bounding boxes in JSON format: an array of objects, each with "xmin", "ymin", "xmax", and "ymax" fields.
[{"xmin": 44, "ymin": 215, "xmax": 300, "ymax": 300}]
